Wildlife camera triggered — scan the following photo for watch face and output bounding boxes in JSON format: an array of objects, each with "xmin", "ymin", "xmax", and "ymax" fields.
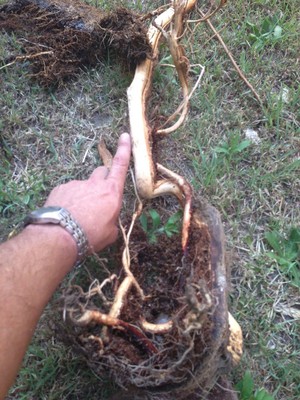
[
  {"xmin": 25, "ymin": 206, "xmax": 63, "ymax": 225},
  {"xmin": 24, "ymin": 206, "xmax": 89, "ymax": 265},
  {"xmin": 32, "ymin": 206, "xmax": 61, "ymax": 216}
]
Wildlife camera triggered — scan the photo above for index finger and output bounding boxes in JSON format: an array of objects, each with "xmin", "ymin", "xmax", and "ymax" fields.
[{"xmin": 107, "ymin": 132, "xmax": 131, "ymax": 188}]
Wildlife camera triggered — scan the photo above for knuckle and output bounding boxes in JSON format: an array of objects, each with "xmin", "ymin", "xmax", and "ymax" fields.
[
  {"xmin": 113, "ymin": 154, "xmax": 127, "ymax": 167},
  {"xmin": 108, "ymin": 180, "xmax": 120, "ymax": 196}
]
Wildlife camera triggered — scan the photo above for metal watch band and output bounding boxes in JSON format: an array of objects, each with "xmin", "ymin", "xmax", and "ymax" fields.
[
  {"xmin": 24, "ymin": 206, "xmax": 89, "ymax": 267},
  {"xmin": 58, "ymin": 208, "xmax": 89, "ymax": 264}
]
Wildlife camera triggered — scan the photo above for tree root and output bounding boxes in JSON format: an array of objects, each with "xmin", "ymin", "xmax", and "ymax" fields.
[
  {"xmin": 57, "ymin": 1, "xmax": 244, "ymax": 396},
  {"xmin": 202, "ymin": 10, "xmax": 263, "ymax": 105},
  {"xmin": 128, "ymin": 0, "xmax": 198, "ymax": 252},
  {"xmin": 70, "ymin": 309, "xmax": 159, "ymax": 355},
  {"xmin": 0, "ymin": 50, "xmax": 54, "ymax": 71}
]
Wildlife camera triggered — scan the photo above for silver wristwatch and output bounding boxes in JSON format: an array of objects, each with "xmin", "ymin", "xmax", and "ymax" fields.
[{"xmin": 24, "ymin": 206, "xmax": 89, "ymax": 267}]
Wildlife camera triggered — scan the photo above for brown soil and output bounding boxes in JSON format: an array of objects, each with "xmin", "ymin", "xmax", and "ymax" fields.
[
  {"xmin": 59, "ymin": 201, "xmax": 232, "ymax": 399},
  {"xmin": 0, "ymin": 0, "xmax": 152, "ymax": 86}
]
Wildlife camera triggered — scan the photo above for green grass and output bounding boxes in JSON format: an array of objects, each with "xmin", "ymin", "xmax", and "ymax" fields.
[
  {"xmin": 1, "ymin": 0, "xmax": 299, "ymax": 398},
  {"xmin": 264, "ymin": 227, "xmax": 300, "ymax": 287},
  {"xmin": 9, "ymin": 324, "xmax": 116, "ymax": 399}
]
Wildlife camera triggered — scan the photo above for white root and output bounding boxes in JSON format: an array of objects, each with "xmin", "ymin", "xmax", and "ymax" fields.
[
  {"xmin": 155, "ymin": 163, "xmax": 192, "ymax": 251},
  {"xmin": 140, "ymin": 317, "xmax": 173, "ymax": 334},
  {"xmin": 79, "ymin": 1, "xmax": 243, "ymax": 363},
  {"xmin": 187, "ymin": 0, "xmax": 227, "ymax": 24},
  {"xmin": 96, "ymin": 1, "xmax": 197, "ymax": 342},
  {"xmin": 157, "ymin": 64, "xmax": 205, "ymax": 135},
  {"xmin": 227, "ymin": 312, "xmax": 243, "ymax": 365},
  {"xmin": 127, "ymin": 5, "xmax": 176, "ymax": 199},
  {"xmin": 127, "ymin": 0, "xmax": 197, "ymax": 249},
  {"xmin": 127, "ymin": 0, "xmax": 197, "ymax": 199}
]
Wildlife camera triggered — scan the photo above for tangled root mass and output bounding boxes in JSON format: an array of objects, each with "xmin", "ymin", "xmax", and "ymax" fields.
[{"xmin": 0, "ymin": 0, "xmax": 152, "ymax": 86}]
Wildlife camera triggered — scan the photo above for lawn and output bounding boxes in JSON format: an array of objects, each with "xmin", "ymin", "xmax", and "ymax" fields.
[{"xmin": 0, "ymin": 0, "xmax": 299, "ymax": 399}]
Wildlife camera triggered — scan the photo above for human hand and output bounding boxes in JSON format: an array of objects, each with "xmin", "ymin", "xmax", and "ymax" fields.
[{"xmin": 44, "ymin": 133, "xmax": 131, "ymax": 252}]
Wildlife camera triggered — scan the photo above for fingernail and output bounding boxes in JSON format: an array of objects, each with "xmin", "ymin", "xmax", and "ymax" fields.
[{"xmin": 120, "ymin": 132, "xmax": 130, "ymax": 142}]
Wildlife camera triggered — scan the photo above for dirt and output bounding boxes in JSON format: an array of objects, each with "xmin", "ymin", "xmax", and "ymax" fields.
[
  {"xmin": 0, "ymin": 0, "xmax": 152, "ymax": 86},
  {"xmin": 57, "ymin": 201, "xmax": 232, "ymax": 399}
]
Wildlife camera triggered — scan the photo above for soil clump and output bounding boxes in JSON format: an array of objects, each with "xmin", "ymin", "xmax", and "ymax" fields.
[
  {"xmin": 0, "ymin": 0, "xmax": 152, "ymax": 86},
  {"xmin": 58, "ymin": 202, "xmax": 234, "ymax": 399}
]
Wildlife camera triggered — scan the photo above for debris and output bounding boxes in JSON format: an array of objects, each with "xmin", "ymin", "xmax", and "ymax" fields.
[
  {"xmin": 244, "ymin": 128, "xmax": 261, "ymax": 144},
  {"xmin": 274, "ymin": 302, "xmax": 300, "ymax": 320}
]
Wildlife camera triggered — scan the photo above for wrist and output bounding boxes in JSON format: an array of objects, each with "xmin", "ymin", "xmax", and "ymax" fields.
[
  {"xmin": 24, "ymin": 206, "xmax": 89, "ymax": 267},
  {"xmin": 23, "ymin": 224, "xmax": 78, "ymax": 270}
]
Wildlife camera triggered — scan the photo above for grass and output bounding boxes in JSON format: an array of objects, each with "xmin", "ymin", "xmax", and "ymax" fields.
[
  {"xmin": 1, "ymin": 0, "xmax": 299, "ymax": 398},
  {"xmin": 9, "ymin": 315, "xmax": 116, "ymax": 399}
]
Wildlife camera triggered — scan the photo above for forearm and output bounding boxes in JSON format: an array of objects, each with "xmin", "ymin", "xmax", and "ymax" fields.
[
  {"xmin": 0, "ymin": 132, "xmax": 131, "ymax": 398},
  {"xmin": 0, "ymin": 225, "xmax": 76, "ymax": 399}
]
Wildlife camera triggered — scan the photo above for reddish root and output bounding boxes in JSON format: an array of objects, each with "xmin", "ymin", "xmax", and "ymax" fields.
[
  {"xmin": 71, "ymin": 309, "xmax": 158, "ymax": 354},
  {"xmin": 156, "ymin": 163, "xmax": 192, "ymax": 252}
]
